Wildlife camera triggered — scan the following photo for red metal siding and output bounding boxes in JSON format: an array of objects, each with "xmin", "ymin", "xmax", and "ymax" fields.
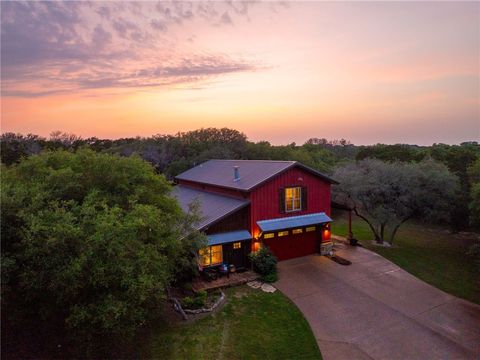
[{"xmin": 249, "ymin": 167, "xmax": 331, "ymax": 238}]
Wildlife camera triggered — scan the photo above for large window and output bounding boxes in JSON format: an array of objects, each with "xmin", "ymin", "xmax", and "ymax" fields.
[
  {"xmin": 285, "ymin": 187, "xmax": 302, "ymax": 212},
  {"xmin": 199, "ymin": 245, "xmax": 223, "ymax": 266}
]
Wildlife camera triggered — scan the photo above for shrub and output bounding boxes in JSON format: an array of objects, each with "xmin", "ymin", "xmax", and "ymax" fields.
[
  {"xmin": 261, "ymin": 272, "xmax": 278, "ymax": 283},
  {"xmin": 249, "ymin": 246, "xmax": 278, "ymax": 276},
  {"xmin": 182, "ymin": 290, "xmax": 207, "ymax": 309}
]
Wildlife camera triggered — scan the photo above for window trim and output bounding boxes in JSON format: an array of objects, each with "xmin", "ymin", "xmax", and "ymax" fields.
[
  {"xmin": 285, "ymin": 186, "xmax": 302, "ymax": 213},
  {"xmin": 199, "ymin": 245, "xmax": 223, "ymax": 267}
]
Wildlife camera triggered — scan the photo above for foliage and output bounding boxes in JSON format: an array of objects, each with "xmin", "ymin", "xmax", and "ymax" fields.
[
  {"xmin": 430, "ymin": 142, "xmax": 480, "ymax": 230},
  {"xmin": 468, "ymin": 158, "xmax": 480, "ymax": 228},
  {"xmin": 333, "ymin": 159, "xmax": 459, "ymax": 244},
  {"xmin": 249, "ymin": 246, "xmax": 278, "ymax": 277},
  {"xmin": 1, "ymin": 149, "xmax": 205, "ymax": 356},
  {"xmin": 356, "ymin": 144, "xmax": 427, "ymax": 163},
  {"xmin": 147, "ymin": 286, "xmax": 321, "ymax": 359},
  {"xmin": 181, "ymin": 290, "xmax": 208, "ymax": 309},
  {"xmin": 467, "ymin": 243, "xmax": 480, "ymax": 270},
  {"xmin": 261, "ymin": 272, "xmax": 278, "ymax": 283}
]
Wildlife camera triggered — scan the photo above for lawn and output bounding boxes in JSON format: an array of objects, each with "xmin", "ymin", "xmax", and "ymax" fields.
[
  {"xmin": 331, "ymin": 211, "xmax": 480, "ymax": 304},
  {"xmin": 144, "ymin": 286, "xmax": 322, "ymax": 360}
]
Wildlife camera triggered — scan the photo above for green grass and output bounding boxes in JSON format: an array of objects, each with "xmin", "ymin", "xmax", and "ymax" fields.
[
  {"xmin": 332, "ymin": 213, "xmax": 480, "ymax": 304},
  {"xmin": 145, "ymin": 286, "xmax": 322, "ymax": 359}
]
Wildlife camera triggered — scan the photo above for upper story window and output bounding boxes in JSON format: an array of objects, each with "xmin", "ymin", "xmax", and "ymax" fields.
[
  {"xmin": 279, "ymin": 186, "xmax": 307, "ymax": 213},
  {"xmin": 285, "ymin": 187, "xmax": 302, "ymax": 212}
]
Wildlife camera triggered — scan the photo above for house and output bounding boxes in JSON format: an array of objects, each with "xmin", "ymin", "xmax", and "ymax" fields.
[{"xmin": 173, "ymin": 160, "xmax": 337, "ymax": 270}]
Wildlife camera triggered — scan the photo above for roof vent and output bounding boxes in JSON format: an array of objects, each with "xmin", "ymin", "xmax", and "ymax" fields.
[{"xmin": 233, "ymin": 166, "xmax": 240, "ymax": 182}]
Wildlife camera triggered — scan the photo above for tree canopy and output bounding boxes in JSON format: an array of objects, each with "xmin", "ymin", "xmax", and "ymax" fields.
[
  {"xmin": 1, "ymin": 149, "xmax": 205, "ymax": 357},
  {"xmin": 333, "ymin": 159, "xmax": 459, "ymax": 244}
]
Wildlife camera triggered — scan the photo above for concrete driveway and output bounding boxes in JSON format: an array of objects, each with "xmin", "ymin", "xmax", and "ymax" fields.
[{"xmin": 275, "ymin": 242, "xmax": 480, "ymax": 360}]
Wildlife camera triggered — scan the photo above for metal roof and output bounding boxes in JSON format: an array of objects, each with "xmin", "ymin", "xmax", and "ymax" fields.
[
  {"xmin": 175, "ymin": 159, "xmax": 337, "ymax": 191},
  {"xmin": 207, "ymin": 230, "xmax": 252, "ymax": 246},
  {"xmin": 257, "ymin": 212, "xmax": 332, "ymax": 232},
  {"xmin": 172, "ymin": 185, "xmax": 249, "ymax": 230}
]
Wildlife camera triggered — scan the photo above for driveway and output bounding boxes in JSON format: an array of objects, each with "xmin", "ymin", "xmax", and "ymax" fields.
[{"xmin": 274, "ymin": 242, "xmax": 480, "ymax": 360}]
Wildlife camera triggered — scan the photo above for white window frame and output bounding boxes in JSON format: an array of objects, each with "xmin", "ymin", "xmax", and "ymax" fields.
[{"xmin": 285, "ymin": 186, "xmax": 302, "ymax": 212}]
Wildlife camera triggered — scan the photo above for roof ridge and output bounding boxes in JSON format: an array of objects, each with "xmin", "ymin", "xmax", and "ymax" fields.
[
  {"xmin": 174, "ymin": 184, "xmax": 248, "ymax": 201},
  {"xmin": 208, "ymin": 159, "xmax": 295, "ymax": 163}
]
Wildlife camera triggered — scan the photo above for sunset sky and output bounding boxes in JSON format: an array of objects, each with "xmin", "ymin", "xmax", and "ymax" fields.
[{"xmin": 1, "ymin": 1, "xmax": 479, "ymax": 145}]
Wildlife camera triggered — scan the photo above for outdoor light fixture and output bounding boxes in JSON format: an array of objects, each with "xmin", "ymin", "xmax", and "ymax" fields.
[{"xmin": 323, "ymin": 224, "xmax": 331, "ymax": 241}]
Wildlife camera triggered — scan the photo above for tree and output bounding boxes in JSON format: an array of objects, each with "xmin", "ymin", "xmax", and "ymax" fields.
[
  {"xmin": 1, "ymin": 149, "xmax": 205, "ymax": 357},
  {"xmin": 332, "ymin": 159, "xmax": 459, "ymax": 244},
  {"xmin": 430, "ymin": 143, "xmax": 480, "ymax": 230},
  {"xmin": 468, "ymin": 158, "xmax": 480, "ymax": 228},
  {"xmin": 356, "ymin": 144, "xmax": 427, "ymax": 163}
]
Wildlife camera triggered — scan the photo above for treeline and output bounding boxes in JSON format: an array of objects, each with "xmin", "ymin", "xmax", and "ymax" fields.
[
  {"xmin": 0, "ymin": 129, "xmax": 354, "ymax": 177},
  {"xmin": 1, "ymin": 128, "xmax": 479, "ymax": 228}
]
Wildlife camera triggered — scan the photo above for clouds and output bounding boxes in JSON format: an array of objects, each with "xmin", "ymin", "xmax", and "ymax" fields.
[{"xmin": 0, "ymin": 1, "xmax": 268, "ymax": 97}]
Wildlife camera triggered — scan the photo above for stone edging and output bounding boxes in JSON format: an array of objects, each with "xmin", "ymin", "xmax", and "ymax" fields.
[{"xmin": 171, "ymin": 290, "xmax": 226, "ymax": 319}]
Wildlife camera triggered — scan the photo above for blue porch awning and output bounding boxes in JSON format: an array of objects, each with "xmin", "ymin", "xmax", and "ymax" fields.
[
  {"xmin": 257, "ymin": 212, "xmax": 332, "ymax": 232},
  {"xmin": 207, "ymin": 230, "xmax": 252, "ymax": 246}
]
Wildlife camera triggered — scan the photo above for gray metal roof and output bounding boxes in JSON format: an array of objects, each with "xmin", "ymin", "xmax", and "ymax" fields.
[
  {"xmin": 172, "ymin": 185, "xmax": 249, "ymax": 230},
  {"xmin": 207, "ymin": 230, "xmax": 252, "ymax": 246},
  {"xmin": 175, "ymin": 159, "xmax": 337, "ymax": 191},
  {"xmin": 257, "ymin": 212, "xmax": 332, "ymax": 232}
]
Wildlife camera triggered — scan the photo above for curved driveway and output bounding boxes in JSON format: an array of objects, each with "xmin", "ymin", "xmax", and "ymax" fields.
[{"xmin": 275, "ymin": 241, "xmax": 480, "ymax": 360}]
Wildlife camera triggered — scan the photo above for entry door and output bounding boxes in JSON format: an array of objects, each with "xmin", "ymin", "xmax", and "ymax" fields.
[{"xmin": 226, "ymin": 241, "xmax": 249, "ymax": 269}]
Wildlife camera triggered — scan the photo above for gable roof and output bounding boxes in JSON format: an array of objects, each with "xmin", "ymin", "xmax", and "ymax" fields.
[
  {"xmin": 172, "ymin": 185, "xmax": 249, "ymax": 230},
  {"xmin": 175, "ymin": 159, "xmax": 337, "ymax": 191}
]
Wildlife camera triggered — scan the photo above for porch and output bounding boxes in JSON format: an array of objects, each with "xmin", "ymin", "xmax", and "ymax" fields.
[{"xmin": 192, "ymin": 270, "xmax": 259, "ymax": 292}]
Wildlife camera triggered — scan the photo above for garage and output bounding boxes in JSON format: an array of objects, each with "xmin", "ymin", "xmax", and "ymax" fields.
[
  {"xmin": 263, "ymin": 227, "xmax": 319, "ymax": 260},
  {"xmin": 257, "ymin": 212, "xmax": 332, "ymax": 261}
]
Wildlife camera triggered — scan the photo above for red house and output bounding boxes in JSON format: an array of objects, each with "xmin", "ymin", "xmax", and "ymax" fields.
[{"xmin": 173, "ymin": 160, "xmax": 337, "ymax": 270}]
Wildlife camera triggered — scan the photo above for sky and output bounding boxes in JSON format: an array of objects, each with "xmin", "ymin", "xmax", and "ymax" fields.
[{"xmin": 1, "ymin": 1, "xmax": 479, "ymax": 145}]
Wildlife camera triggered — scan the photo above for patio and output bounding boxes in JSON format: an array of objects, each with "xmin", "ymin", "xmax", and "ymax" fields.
[{"xmin": 192, "ymin": 270, "xmax": 259, "ymax": 292}]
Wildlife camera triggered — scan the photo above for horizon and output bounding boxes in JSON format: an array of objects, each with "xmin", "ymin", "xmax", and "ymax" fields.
[
  {"xmin": 2, "ymin": 127, "xmax": 478, "ymax": 147},
  {"xmin": 1, "ymin": 1, "xmax": 479, "ymax": 145}
]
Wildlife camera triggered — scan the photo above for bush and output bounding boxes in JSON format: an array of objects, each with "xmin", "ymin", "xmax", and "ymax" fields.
[
  {"xmin": 261, "ymin": 272, "xmax": 278, "ymax": 283},
  {"xmin": 182, "ymin": 290, "xmax": 207, "ymax": 309},
  {"xmin": 249, "ymin": 246, "xmax": 278, "ymax": 277}
]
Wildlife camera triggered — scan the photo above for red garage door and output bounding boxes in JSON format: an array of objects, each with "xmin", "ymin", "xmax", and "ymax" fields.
[{"xmin": 263, "ymin": 230, "xmax": 318, "ymax": 261}]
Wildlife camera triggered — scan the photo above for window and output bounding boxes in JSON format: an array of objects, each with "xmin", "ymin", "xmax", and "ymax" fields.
[
  {"xmin": 292, "ymin": 228, "xmax": 303, "ymax": 235},
  {"xmin": 285, "ymin": 187, "xmax": 302, "ymax": 212},
  {"xmin": 233, "ymin": 242, "xmax": 241, "ymax": 249},
  {"xmin": 278, "ymin": 231, "xmax": 289, "ymax": 237},
  {"xmin": 264, "ymin": 233, "xmax": 274, "ymax": 239},
  {"xmin": 306, "ymin": 226, "xmax": 316, "ymax": 232},
  {"xmin": 199, "ymin": 245, "xmax": 223, "ymax": 266}
]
